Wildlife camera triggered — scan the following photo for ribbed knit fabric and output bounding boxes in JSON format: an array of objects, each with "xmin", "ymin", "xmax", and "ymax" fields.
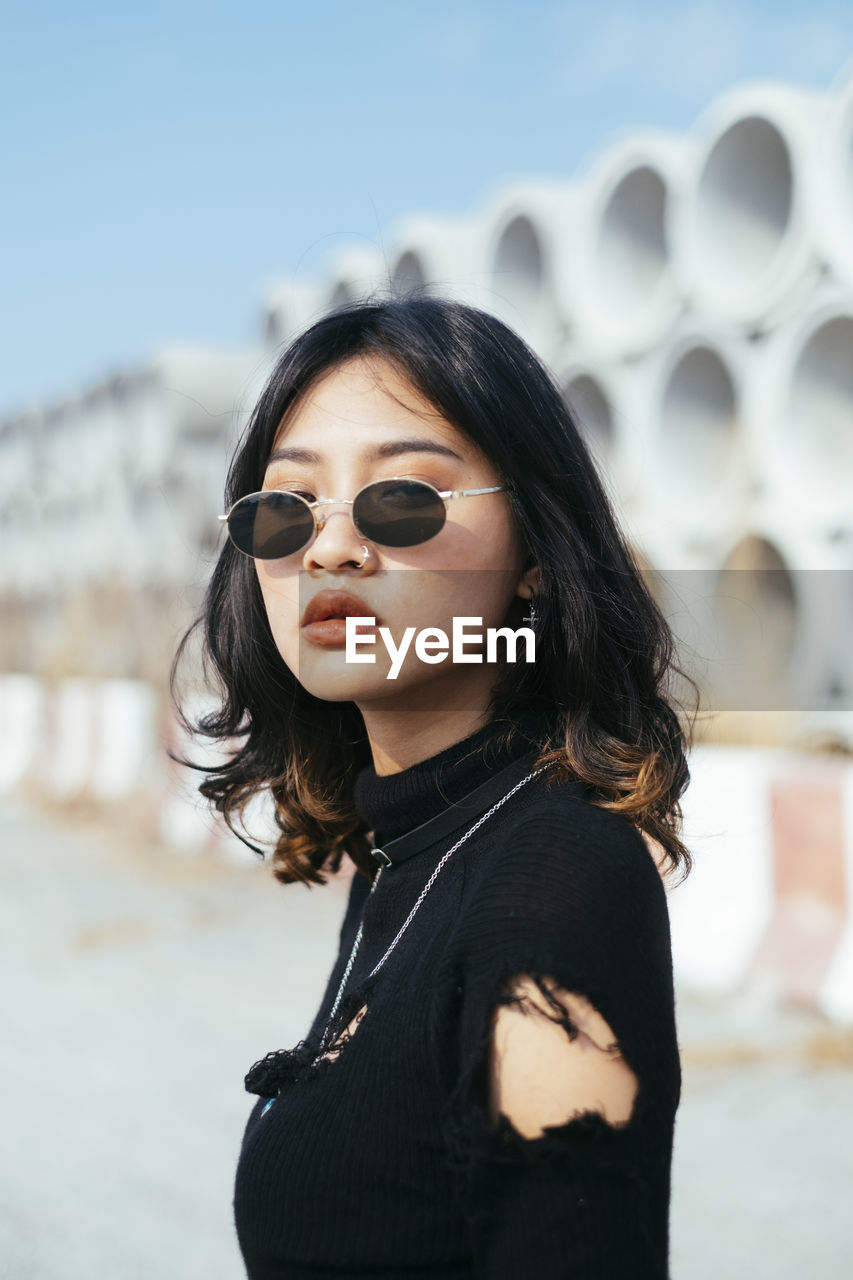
[{"xmin": 233, "ymin": 712, "xmax": 682, "ymax": 1278}]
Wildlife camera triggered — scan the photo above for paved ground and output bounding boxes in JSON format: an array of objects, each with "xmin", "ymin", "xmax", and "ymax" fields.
[{"xmin": 1, "ymin": 797, "xmax": 851, "ymax": 1279}]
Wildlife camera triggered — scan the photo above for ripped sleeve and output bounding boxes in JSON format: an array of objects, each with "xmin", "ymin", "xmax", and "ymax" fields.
[
  {"xmin": 438, "ymin": 833, "xmax": 678, "ymax": 1279},
  {"xmin": 488, "ymin": 973, "xmax": 639, "ymax": 1137},
  {"xmin": 442, "ymin": 962, "xmax": 667, "ymax": 1279}
]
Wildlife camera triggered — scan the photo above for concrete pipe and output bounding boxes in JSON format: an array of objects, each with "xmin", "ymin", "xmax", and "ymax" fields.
[
  {"xmin": 149, "ymin": 346, "xmax": 259, "ymax": 585},
  {"xmin": 672, "ymin": 83, "xmax": 828, "ymax": 330},
  {"xmin": 629, "ymin": 331, "xmax": 750, "ymax": 556},
  {"xmin": 701, "ymin": 525, "xmax": 852, "ymax": 717},
  {"xmin": 747, "ymin": 294, "xmax": 853, "ymax": 530},
  {"xmin": 153, "ymin": 346, "xmax": 258, "ymax": 440},
  {"xmin": 711, "ymin": 531, "xmax": 801, "ymax": 713},
  {"xmin": 323, "ymin": 245, "xmax": 390, "ymax": 311},
  {"xmin": 0, "ymin": 411, "xmax": 43, "ymax": 595},
  {"xmin": 484, "ymin": 180, "xmax": 582, "ymax": 363},
  {"xmin": 635, "ymin": 529, "xmax": 803, "ymax": 718},
  {"xmin": 562, "ymin": 367, "xmax": 615, "ymax": 461},
  {"xmin": 557, "ymin": 355, "xmax": 635, "ymax": 511},
  {"xmin": 816, "ymin": 67, "xmax": 853, "ymax": 289},
  {"xmin": 39, "ymin": 397, "xmax": 94, "ymax": 594},
  {"xmin": 567, "ymin": 132, "xmax": 691, "ymax": 359},
  {"xmin": 262, "ymin": 281, "xmax": 325, "ymax": 349},
  {"xmin": 388, "ymin": 214, "xmax": 488, "ymax": 307}
]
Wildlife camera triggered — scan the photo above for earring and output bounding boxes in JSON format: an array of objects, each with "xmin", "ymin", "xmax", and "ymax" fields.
[{"xmin": 521, "ymin": 594, "xmax": 537, "ymax": 627}]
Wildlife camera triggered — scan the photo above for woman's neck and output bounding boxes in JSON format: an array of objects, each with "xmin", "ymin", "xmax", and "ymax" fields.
[
  {"xmin": 355, "ymin": 664, "xmax": 510, "ymax": 775},
  {"xmin": 352, "ymin": 706, "xmax": 550, "ymax": 846},
  {"xmin": 359, "ymin": 707, "xmax": 495, "ymax": 777}
]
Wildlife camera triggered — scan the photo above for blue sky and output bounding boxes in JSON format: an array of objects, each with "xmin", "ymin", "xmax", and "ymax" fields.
[{"xmin": 2, "ymin": 0, "xmax": 852, "ymax": 413}]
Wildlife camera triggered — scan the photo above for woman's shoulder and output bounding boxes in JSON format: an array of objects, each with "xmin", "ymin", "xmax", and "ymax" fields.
[
  {"xmin": 454, "ymin": 771, "xmax": 672, "ymax": 965},
  {"xmin": 491, "ymin": 770, "xmax": 663, "ymax": 887}
]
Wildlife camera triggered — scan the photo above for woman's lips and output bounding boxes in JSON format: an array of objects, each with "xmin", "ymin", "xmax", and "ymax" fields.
[
  {"xmin": 301, "ymin": 617, "xmax": 378, "ymax": 648},
  {"xmin": 301, "ymin": 590, "xmax": 380, "ymax": 648}
]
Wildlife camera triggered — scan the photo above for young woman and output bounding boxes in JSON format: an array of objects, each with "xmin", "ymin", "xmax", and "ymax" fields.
[{"xmin": 174, "ymin": 296, "xmax": 695, "ymax": 1279}]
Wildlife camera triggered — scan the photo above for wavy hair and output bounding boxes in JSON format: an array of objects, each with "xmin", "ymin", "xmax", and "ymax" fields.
[{"xmin": 171, "ymin": 296, "xmax": 697, "ymax": 887}]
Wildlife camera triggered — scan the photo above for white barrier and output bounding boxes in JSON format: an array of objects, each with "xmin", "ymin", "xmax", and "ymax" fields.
[
  {"xmin": 46, "ymin": 678, "xmax": 98, "ymax": 799},
  {"xmin": 158, "ymin": 695, "xmax": 286, "ymax": 864},
  {"xmin": 157, "ymin": 690, "xmax": 231, "ymax": 852},
  {"xmin": 90, "ymin": 679, "xmax": 161, "ymax": 802},
  {"xmin": 751, "ymin": 754, "xmax": 852, "ymax": 1015},
  {"xmin": 671, "ymin": 746, "xmax": 853, "ymax": 1023},
  {"xmin": 669, "ymin": 745, "xmax": 778, "ymax": 993},
  {"xmin": 3, "ymin": 675, "xmax": 852, "ymax": 1019},
  {"xmin": 0, "ymin": 672, "xmax": 273, "ymax": 863},
  {"xmin": 818, "ymin": 763, "xmax": 853, "ymax": 1021},
  {"xmin": 0, "ymin": 674, "xmax": 45, "ymax": 792},
  {"xmin": 5, "ymin": 677, "xmax": 164, "ymax": 803}
]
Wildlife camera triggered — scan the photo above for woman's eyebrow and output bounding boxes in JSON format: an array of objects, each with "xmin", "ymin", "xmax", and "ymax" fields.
[{"xmin": 266, "ymin": 438, "xmax": 464, "ymax": 465}]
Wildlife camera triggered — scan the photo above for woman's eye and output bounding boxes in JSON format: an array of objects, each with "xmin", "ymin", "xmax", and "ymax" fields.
[{"xmin": 285, "ymin": 488, "xmax": 316, "ymax": 502}]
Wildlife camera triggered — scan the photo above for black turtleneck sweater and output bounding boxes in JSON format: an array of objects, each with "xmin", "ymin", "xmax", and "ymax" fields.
[{"xmin": 233, "ymin": 714, "xmax": 681, "ymax": 1278}]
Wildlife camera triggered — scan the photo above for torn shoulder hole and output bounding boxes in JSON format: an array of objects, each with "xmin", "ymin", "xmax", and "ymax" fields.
[
  {"xmin": 315, "ymin": 1002, "xmax": 368, "ymax": 1065},
  {"xmin": 487, "ymin": 974, "xmax": 639, "ymax": 1140}
]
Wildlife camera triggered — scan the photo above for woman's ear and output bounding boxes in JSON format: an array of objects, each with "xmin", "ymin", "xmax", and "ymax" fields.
[{"xmin": 518, "ymin": 558, "xmax": 540, "ymax": 599}]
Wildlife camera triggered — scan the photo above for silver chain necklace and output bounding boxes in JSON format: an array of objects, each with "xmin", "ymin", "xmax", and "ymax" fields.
[{"xmin": 311, "ymin": 763, "xmax": 545, "ymax": 1066}]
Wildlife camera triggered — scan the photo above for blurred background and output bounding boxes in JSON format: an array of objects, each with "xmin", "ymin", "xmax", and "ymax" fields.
[{"xmin": 1, "ymin": 2, "xmax": 852, "ymax": 1276}]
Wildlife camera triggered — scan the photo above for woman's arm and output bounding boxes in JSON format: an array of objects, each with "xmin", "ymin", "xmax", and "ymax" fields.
[
  {"xmin": 440, "ymin": 797, "xmax": 680, "ymax": 1279},
  {"xmin": 489, "ymin": 975, "xmax": 639, "ymax": 1136}
]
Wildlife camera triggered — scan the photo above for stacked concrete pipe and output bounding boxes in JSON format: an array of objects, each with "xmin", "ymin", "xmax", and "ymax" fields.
[
  {"xmin": 4, "ymin": 71, "xmax": 853, "ymax": 1014},
  {"xmin": 389, "ymin": 214, "xmax": 488, "ymax": 309},
  {"xmin": 670, "ymin": 83, "xmax": 829, "ymax": 332},
  {"xmin": 561, "ymin": 132, "xmax": 691, "ymax": 359},
  {"xmin": 324, "ymin": 244, "xmax": 389, "ymax": 310}
]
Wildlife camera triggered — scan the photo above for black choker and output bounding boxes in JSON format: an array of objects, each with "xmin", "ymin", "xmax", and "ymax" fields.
[{"xmin": 369, "ymin": 747, "xmax": 547, "ymax": 867}]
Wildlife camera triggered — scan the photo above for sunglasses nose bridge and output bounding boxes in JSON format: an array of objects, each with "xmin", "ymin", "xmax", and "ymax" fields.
[{"xmin": 311, "ymin": 497, "xmax": 357, "ymax": 539}]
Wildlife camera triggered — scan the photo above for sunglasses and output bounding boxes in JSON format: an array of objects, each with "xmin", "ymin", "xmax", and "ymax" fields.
[{"xmin": 218, "ymin": 477, "xmax": 509, "ymax": 560}]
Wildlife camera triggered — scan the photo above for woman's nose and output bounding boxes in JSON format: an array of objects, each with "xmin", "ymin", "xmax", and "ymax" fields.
[{"xmin": 304, "ymin": 508, "xmax": 369, "ymax": 571}]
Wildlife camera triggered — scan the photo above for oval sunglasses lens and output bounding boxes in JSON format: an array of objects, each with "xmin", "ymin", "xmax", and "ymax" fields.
[
  {"xmin": 353, "ymin": 480, "xmax": 446, "ymax": 547},
  {"xmin": 229, "ymin": 492, "xmax": 314, "ymax": 559}
]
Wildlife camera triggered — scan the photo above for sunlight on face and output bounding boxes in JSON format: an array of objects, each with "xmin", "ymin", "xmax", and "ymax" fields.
[{"xmin": 254, "ymin": 356, "xmax": 534, "ymax": 714}]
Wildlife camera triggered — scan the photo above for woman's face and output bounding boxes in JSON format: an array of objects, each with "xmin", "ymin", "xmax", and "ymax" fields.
[{"xmin": 254, "ymin": 356, "xmax": 537, "ymax": 714}]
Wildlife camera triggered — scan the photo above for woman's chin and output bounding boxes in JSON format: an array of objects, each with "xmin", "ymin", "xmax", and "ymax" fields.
[
  {"xmin": 290, "ymin": 651, "xmax": 470, "ymax": 710},
  {"xmin": 290, "ymin": 650, "xmax": 406, "ymax": 703}
]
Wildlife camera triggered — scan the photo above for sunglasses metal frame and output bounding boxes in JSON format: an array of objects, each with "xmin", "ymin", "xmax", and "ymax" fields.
[{"xmin": 217, "ymin": 477, "xmax": 509, "ymax": 557}]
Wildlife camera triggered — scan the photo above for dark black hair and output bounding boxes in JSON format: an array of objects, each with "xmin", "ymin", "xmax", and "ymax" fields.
[{"xmin": 172, "ymin": 295, "xmax": 696, "ymax": 885}]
